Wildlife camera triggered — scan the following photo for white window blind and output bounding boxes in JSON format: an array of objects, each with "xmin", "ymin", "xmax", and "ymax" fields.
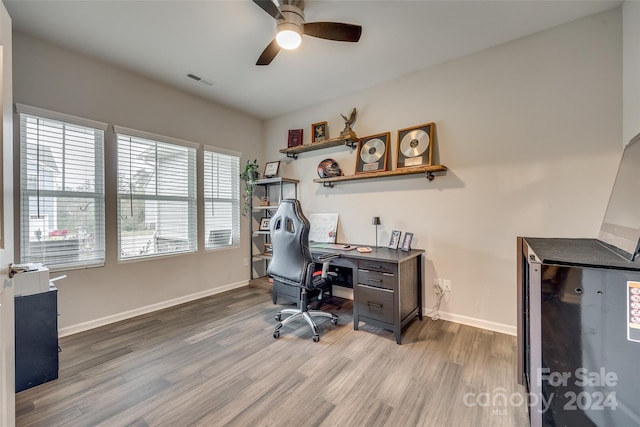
[
  {"xmin": 18, "ymin": 105, "xmax": 106, "ymax": 269},
  {"xmin": 116, "ymin": 128, "xmax": 197, "ymax": 260},
  {"xmin": 204, "ymin": 148, "xmax": 240, "ymax": 249}
]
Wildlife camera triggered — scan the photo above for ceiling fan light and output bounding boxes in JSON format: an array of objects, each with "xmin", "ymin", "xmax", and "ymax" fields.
[
  {"xmin": 276, "ymin": 30, "xmax": 301, "ymax": 49},
  {"xmin": 276, "ymin": 23, "xmax": 302, "ymax": 50}
]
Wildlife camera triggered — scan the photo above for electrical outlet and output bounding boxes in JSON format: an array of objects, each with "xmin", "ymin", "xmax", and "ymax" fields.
[
  {"xmin": 433, "ymin": 278, "xmax": 443, "ymax": 294},
  {"xmin": 243, "ymin": 258, "xmax": 249, "ymax": 267},
  {"xmin": 443, "ymin": 279, "xmax": 451, "ymax": 292}
]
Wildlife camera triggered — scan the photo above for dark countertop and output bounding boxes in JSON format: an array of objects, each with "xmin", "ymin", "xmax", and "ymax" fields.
[
  {"xmin": 311, "ymin": 243, "xmax": 424, "ymax": 263},
  {"xmin": 524, "ymin": 237, "xmax": 640, "ymax": 271}
]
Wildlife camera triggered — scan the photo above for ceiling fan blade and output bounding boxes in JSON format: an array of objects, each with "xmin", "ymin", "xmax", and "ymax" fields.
[
  {"xmin": 256, "ymin": 39, "xmax": 281, "ymax": 66},
  {"xmin": 303, "ymin": 22, "xmax": 362, "ymax": 42},
  {"xmin": 252, "ymin": 0, "xmax": 284, "ymax": 20}
]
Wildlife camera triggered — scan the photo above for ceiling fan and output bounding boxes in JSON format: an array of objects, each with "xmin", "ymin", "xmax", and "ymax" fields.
[{"xmin": 252, "ymin": 0, "xmax": 362, "ymax": 66}]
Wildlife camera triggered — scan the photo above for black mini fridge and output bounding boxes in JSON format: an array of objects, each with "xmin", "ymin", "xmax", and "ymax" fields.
[{"xmin": 517, "ymin": 237, "xmax": 640, "ymax": 427}]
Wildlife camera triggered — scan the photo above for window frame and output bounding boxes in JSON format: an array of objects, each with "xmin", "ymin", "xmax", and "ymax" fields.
[
  {"xmin": 115, "ymin": 125, "xmax": 198, "ymax": 261},
  {"xmin": 203, "ymin": 145, "xmax": 241, "ymax": 251},
  {"xmin": 16, "ymin": 103, "xmax": 107, "ymax": 270}
]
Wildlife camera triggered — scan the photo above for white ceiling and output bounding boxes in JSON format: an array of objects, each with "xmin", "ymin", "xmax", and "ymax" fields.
[{"xmin": 4, "ymin": 0, "xmax": 622, "ymax": 120}]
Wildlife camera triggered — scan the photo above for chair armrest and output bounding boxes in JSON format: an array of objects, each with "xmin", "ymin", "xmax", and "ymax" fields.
[{"xmin": 311, "ymin": 252, "xmax": 340, "ymax": 282}]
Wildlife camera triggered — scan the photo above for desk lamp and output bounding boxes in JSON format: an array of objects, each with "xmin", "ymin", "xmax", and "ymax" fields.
[{"xmin": 371, "ymin": 216, "xmax": 381, "ymax": 247}]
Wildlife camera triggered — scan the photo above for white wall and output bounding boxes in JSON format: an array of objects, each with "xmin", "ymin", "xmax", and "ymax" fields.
[
  {"xmin": 265, "ymin": 9, "xmax": 623, "ymax": 333},
  {"xmin": 12, "ymin": 33, "xmax": 263, "ymax": 333},
  {"xmin": 624, "ymin": 0, "xmax": 640, "ymax": 144}
]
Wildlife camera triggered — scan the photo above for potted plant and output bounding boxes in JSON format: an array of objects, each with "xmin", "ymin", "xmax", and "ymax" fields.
[{"xmin": 240, "ymin": 159, "xmax": 260, "ymax": 215}]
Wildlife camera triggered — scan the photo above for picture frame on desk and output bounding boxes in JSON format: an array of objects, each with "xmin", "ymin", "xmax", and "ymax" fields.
[
  {"xmin": 388, "ymin": 230, "xmax": 401, "ymax": 249},
  {"xmin": 259, "ymin": 217, "xmax": 270, "ymax": 231},
  {"xmin": 288, "ymin": 129, "xmax": 303, "ymax": 148},
  {"xmin": 401, "ymin": 232, "xmax": 413, "ymax": 251}
]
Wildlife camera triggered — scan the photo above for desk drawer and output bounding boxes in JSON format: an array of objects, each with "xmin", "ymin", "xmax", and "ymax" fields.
[
  {"xmin": 356, "ymin": 284, "xmax": 394, "ymax": 324},
  {"xmin": 358, "ymin": 260, "xmax": 395, "ymax": 274},
  {"xmin": 357, "ymin": 269, "xmax": 394, "ymax": 290}
]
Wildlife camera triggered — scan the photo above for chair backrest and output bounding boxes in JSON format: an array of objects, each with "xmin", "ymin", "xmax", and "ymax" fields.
[{"xmin": 267, "ymin": 199, "xmax": 314, "ymax": 287}]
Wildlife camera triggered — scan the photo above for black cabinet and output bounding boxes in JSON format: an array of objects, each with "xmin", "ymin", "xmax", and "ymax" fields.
[
  {"xmin": 15, "ymin": 286, "xmax": 59, "ymax": 392},
  {"xmin": 517, "ymin": 237, "xmax": 640, "ymax": 427}
]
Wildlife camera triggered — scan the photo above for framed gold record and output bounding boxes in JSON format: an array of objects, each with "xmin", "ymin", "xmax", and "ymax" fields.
[
  {"xmin": 396, "ymin": 123, "xmax": 434, "ymax": 169},
  {"xmin": 355, "ymin": 132, "xmax": 390, "ymax": 174}
]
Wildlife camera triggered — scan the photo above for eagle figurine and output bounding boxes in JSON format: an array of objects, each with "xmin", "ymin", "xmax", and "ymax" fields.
[{"xmin": 340, "ymin": 108, "xmax": 357, "ymax": 137}]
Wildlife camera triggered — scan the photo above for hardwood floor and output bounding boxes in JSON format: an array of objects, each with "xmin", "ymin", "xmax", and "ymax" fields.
[{"xmin": 16, "ymin": 281, "xmax": 530, "ymax": 426}]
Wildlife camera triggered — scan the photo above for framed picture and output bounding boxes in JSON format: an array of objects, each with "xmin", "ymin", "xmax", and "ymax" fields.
[
  {"xmin": 397, "ymin": 122, "xmax": 434, "ymax": 169},
  {"xmin": 259, "ymin": 217, "xmax": 270, "ymax": 231},
  {"xmin": 401, "ymin": 232, "xmax": 414, "ymax": 251},
  {"xmin": 288, "ymin": 129, "xmax": 303, "ymax": 148},
  {"xmin": 388, "ymin": 230, "xmax": 401, "ymax": 249},
  {"xmin": 355, "ymin": 132, "xmax": 390, "ymax": 174},
  {"xmin": 264, "ymin": 161, "xmax": 280, "ymax": 178},
  {"xmin": 312, "ymin": 121, "xmax": 328, "ymax": 143},
  {"xmin": 263, "ymin": 243, "xmax": 273, "ymax": 255}
]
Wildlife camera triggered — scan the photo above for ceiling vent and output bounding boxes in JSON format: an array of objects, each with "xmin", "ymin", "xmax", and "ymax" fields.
[{"xmin": 186, "ymin": 72, "xmax": 215, "ymax": 87}]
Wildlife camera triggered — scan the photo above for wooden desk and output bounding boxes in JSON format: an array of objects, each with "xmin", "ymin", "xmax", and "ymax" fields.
[{"xmin": 274, "ymin": 245, "xmax": 424, "ymax": 344}]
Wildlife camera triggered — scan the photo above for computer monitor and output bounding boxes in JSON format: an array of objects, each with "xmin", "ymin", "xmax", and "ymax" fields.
[{"xmin": 597, "ymin": 132, "xmax": 640, "ymax": 260}]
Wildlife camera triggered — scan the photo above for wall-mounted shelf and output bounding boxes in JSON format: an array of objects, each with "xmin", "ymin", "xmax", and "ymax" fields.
[
  {"xmin": 279, "ymin": 135, "xmax": 359, "ymax": 159},
  {"xmin": 313, "ymin": 164, "xmax": 448, "ymax": 187},
  {"xmin": 254, "ymin": 177, "xmax": 299, "ymax": 186}
]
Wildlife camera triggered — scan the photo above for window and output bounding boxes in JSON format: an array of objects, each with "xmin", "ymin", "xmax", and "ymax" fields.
[
  {"xmin": 17, "ymin": 104, "xmax": 106, "ymax": 269},
  {"xmin": 115, "ymin": 126, "xmax": 197, "ymax": 260},
  {"xmin": 204, "ymin": 147, "xmax": 240, "ymax": 249}
]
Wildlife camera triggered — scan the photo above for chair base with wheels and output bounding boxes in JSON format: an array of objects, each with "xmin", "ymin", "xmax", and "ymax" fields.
[{"xmin": 273, "ymin": 277, "xmax": 338, "ymax": 342}]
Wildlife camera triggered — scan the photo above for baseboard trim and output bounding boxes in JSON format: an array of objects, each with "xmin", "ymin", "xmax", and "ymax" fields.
[
  {"xmin": 59, "ymin": 282, "xmax": 516, "ymax": 338},
  {"xmin": 58, "ymin": 280, "xmax": 249, "ymax": 337},
  {"xmin": 425, "ymin": 310, "xmax": 516, "ymax": 336}
]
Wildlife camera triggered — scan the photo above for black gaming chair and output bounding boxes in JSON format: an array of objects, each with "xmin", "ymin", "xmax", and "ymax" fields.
[{"xmin": 268, "ymin": 199, "xmax": 338, "ymax": 342}]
